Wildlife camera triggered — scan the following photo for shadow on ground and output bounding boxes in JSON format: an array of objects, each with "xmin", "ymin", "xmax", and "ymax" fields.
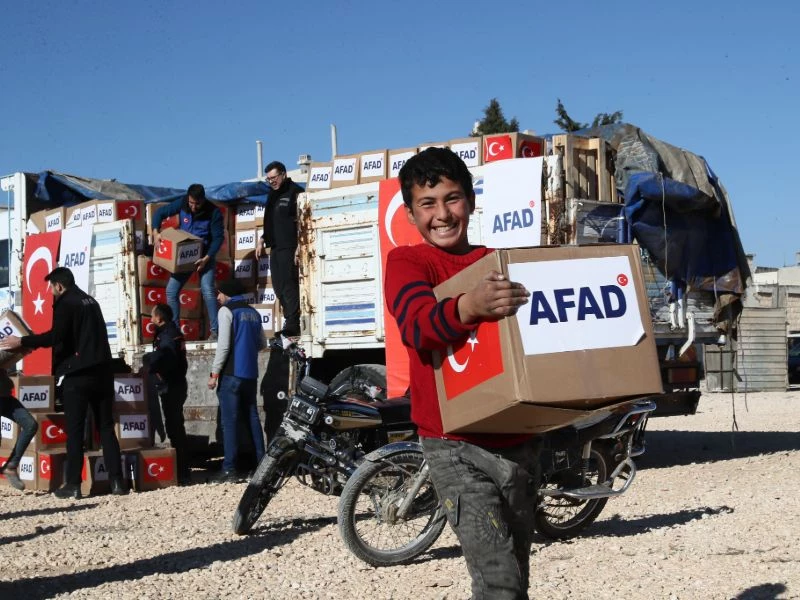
[
  {"xmin": 0, "ymin": 516, "xmax": 332, "ymax": 599},
  {"xmin": 639, "ymin": 430, "xmax": 800, "ymax": 469}
]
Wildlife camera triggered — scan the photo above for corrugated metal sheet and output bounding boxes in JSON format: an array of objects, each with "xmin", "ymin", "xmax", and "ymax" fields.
[{"xmin": 736, "ymin": 307, "xmax": 787, "ymax": 391}]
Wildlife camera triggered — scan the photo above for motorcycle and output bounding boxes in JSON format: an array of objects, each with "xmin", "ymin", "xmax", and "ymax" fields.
[
  {"xmin": 232, "ymin": 335, "xmax": 416, "ymax": 535},
  {"xmin": 337, "ymin": 396, "xmax": 657, "ymax": 566}
]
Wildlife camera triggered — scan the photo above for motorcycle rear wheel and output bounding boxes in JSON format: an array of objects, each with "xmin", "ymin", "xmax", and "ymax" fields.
[
  {"xmin": 535, "ymin": 447, "xmax": 610, "ymax": 540},
  {"xmin": 338, "ymin": 451, "xmax": 445, "ymax": 567},
  {"xmin": 232, "ymin": 445, "xmax": 298, "ymax": 535}
]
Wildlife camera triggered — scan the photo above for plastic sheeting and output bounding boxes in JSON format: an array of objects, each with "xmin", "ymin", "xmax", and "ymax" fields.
[{"xmin": 31, "ymin": 171, "xmax": 276, "ymax": 207}]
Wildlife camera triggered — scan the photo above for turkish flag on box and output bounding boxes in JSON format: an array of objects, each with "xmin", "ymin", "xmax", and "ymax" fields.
[
  {"xmin": 483, "ymin": 133, "xmax": 546, "ymax": 163},
  {"xmin": 117, "ymin": 200, "xmax": 145, "ymax": 225},
  {"xmin": 178, "ymin": 288, "xmax": 202, "ymax": 319},
  {"xmin": 378, "ymin": 179, "xmax": 423, "ymax": 397},
  {"xmin": 22, "ymin": 231, "xmax": 61, "ymax": 375},
  {"xmin": 136, "ymin": 447, "xmax": 177, "ymax": 491},
  {"xmin": 140, "ymin": 315, "xmax": 157, "ymax": 343},
  {"xmin": 139, "ymin": 285, "xmax": 167, "ymax": 313},
  {"xmin": 32, "ymin": 413, "xmax": 68, "ymax": 450},
  {"xmin": 36, "ymin": 450, "xmax": 67, "ymax": 491},
  {"xmin": 137, "ymin": 256, "xmax": 170, "ymax": 286},
  {"xmin": 179, "ymin": 319, "xmax": 202, "ymax": 341}
]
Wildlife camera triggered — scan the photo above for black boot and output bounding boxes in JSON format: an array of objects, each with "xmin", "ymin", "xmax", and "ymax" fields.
[
  {"xmin": 53, "ymin": 483, "xmax": 82, "ymax": 500},
  {"xmin": 110, "ymin": 478, "xmax": 129, "ymax": 496}
]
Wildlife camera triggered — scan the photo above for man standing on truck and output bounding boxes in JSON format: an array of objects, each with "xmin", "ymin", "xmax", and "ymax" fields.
[
  {"xmin": 144, "ymin": 303, "xmax": 191, "ymax": 485},
  {"xmin": 255, "ymin": 161, "xmax": 303, "ymax": 338},
  {"xmin": 207, "ymin": 280, "xmax": 267, "ymax": 482},
  {"xmin": 384, "ymin": 148, "xmax": 540, "ymax": 599},
  {"xmin": 0, "ymin": 267, "xmax": 129, "ymax": 499},
  {"xmin": 152, "ymin": 183, "xmax": 225, "ymax": 341}
]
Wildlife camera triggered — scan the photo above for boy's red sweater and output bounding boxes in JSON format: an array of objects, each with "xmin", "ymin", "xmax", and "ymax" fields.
[{"xmin": 384, "ymin": 243, "xmax": 532, "ymax": 448}]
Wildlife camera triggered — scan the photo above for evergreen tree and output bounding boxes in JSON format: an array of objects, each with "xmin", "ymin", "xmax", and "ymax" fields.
[
  {"xmin": 472, "ymin": 98, "xmax": 519, "ymax": 136},
  {"xmin": 554, "ymin": 98, "xmax": 623, "ymax": 132}
]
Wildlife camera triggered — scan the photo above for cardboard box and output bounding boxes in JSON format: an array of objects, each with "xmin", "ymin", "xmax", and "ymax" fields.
[
  {"xmin": 234, "ymin": 202, "xmax": 265, "ymax": 230},
  {"xmin": 135, "ymin": 448, "xmax": 177, "ymax": 491},
  {"xmin": 483, "ymin": 132, "xmax": 546, "ymax": 163},
  {"xmin": 233, "ymin": 255, "xmax": 257, "ymax": 285},
  {"xmin": 178, "ymin": 287, "xmax": 202, "ymax": 319},
  {"xmin": 31, "ymin": 413, "xmax": 68, "ymax": 451},
  {"xmin": 138, "ymin": 256, "xmax": 171, "ymax": 286},
  {"xmin": 253, "ymin": 304, "xmax": 276, "ymax": 334},
  {"xmin": 117, "ymin": 200, "xmax": 145, "ymax": 225},
  {"xmin": 186, "ymin": 258, "xmax": 232, "ymax": 286},
  {"xmin": 255, "ymin": 284, "xmax": 276, "ymax": 306},
  {"xmin": 1, "ymin": 415, "xmax": 19, "ymax": 448},
  {"xmin": 153, "ymin": 228, "xmax": 203, "ymax": 274},
  {"xmin": 140, "ymin": 315, "xmax": 157, "ymax": 343},
  {"xmin": 449, "ymin": 137, "xmax": 482, "ymax": 168},
  {"xmin": 10, "ymin": 375, "xmax": 55, "ymax": 413},
  {"xmin": 134, "ymin": 227, "xmax": 146, "ymax": 253},
  {"xmin": 431, "ymin": 245, "xmax": 663, "ymax": 434},
  {"xmin": 331, "ymin": 154, "xmax": 359, "ymax": 188},
  {"xmin": 211, "ymin": 202, "xmax": 234, "ymax": 235},
  {"xmin": 29, "ymin": 207, "xmax": 66, "ymax": 233},
  {"xmin": 36, "ymin": 450, "xmax": 67, "ymax": 492},
  {"xmin": 179, "ymin": 319, "xmax": 202, "ymax": 341},
  {"xmin": 388, "ymin": 147, "xmax": 417, "ymax": 178},
  {"xmin": 115, "ymin": 412, "xmax": 151, "ymax": 450},
  {"xmin": 139, "ymin": 285, "xmax": 167, "ymax": 313},
  {"xmin": 64, "ymin": 200, "xmax": 97, "ymax": 229},
  {"xmin": 147, "ymin": 202, "xmax": 179, "ymax": 236},
  {"xmin": 234, "ymin": 228, "xmax": 259, "ymax": 258},
  {"xmin": 358, "ymin": 150, "xmax": 387, "ymax": 183},
  {"xmin": 0, "ymin": 452, "xmax": 35, "ymax": 489},
  {"xmin": 113, "ymin": 375, "xmax": 148, "ymax": 413},
  {"xmin": 257, "ymin": 254, "xmax": 271, "ymax": 282},
  {"xmin": 0, "ymin": 310, "xmax": 34, "ymax": 368},
  {"xmin": 307, "ymin": 162, "xmax": 333, "ymax": 191},
  {"xmin": 418, "ymin": 142, "xmax": 448, "ymax": 152}
]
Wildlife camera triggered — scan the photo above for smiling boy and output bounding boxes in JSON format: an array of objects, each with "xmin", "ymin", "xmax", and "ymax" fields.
[{"xmin": 384, "ymin": 148, "xmax": 542, "ymax": 600}]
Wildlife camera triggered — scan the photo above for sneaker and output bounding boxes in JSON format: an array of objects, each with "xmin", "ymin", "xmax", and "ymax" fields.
[
  {"xmin": 212, "ymin": 470, "xmax": 241, "ymax": 484},
  {"xmin": 53, "ymin": 483, "xmax": 82, "ymax": 500},
  {"xmin": 1, "ymin": 465, "xmax": 24, "ymax": 491},
  {"xmin": 207, "ymin": 332, "xmax": 218, "ymax": 342}
]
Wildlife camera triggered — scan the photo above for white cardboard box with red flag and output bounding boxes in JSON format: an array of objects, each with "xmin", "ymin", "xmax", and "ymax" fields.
[
  {"xmin": 153, "ymin": 228, "xmax": 203, "ymax": 274},
  {"xmin": 0, "ymin": 310, "xmax": 34, "ymax": 368},
  {"xmin": 432, "ymin": 244, "xmax": 663, "ymax": 434}
]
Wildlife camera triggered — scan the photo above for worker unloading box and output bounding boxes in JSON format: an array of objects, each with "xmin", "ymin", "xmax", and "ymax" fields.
[{"xmin": 432, "ymin": 244, "xmax": 663, "ymax": 434}]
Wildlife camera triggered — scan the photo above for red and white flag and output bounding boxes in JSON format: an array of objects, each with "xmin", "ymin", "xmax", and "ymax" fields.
[
  {"xmin": 22, "ymin": 231, "xmax": 61, "ymax": 375},
  {"xmin": 142, "ymin": 455, "xmax": 174, "ymax": 482},
  {"xmin": 440, "ymin": 320, "xmax": 504, "ymax": 400}
]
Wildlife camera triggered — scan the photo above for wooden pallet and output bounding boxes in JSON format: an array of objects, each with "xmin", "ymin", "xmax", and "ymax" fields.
[{"xmin": 552, "ymin": 134, "xmax": 618, "ymax": 203}]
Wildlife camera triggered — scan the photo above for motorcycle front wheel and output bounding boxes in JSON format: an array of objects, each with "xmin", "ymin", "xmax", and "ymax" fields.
[
  {"xmin": 232, "ymin": 444, "xmax": 298, "ymax": 535},
  {"xmin": 337, "ymin": 451, "xmax": 445, "ymax": 567},
  {"xmin": 535, "ymin": 447, "xmax": 610, "ymax": 540}
]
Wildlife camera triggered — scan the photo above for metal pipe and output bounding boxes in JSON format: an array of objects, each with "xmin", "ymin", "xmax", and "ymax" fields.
[
  {"xmin": 330, "ymin": 124, "xmax": 338, "ymax": 160},
  {"xmin": 256, "ymin": 140, "xmax": 264, "ymax": 179}
]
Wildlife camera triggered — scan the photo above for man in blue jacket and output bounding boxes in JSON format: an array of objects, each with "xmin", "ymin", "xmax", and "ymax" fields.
[
  {"xmin": 152, "ymin": 184, "xmax": 224, "ymax": 340},
  {"xmin": 207, "ymin": 280, "xmax": 267, "ymax": 482}
]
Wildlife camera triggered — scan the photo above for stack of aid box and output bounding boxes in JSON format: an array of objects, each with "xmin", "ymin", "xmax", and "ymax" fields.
[{"xmin": 233, "ymin": 202, "xmax": 277, "ymax": 336}]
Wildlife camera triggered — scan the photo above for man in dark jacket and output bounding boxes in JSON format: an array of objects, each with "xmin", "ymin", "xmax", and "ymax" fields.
[
  {"xmin": 255, "ymin": 161, "xmax": 303, "ymax": 337},
  {"xmin": 152, "ymin": 183, "xmax": 224, "ymax": 340},
  {"xmin": 0, "ymin": 267, "xmax": 128, "ymax": 499},
  {"xmin": 145, "ymin": 303, "xmax": 191, "ymax": 484},
  {"xmin": 207, "ymin": 280, "xmax": 267, "ymax": 482}
]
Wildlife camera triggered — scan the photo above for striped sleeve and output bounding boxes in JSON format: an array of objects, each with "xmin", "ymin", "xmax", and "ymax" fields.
[{"xmin": 384, "ymin": 250, "xmax": 475, "ymax": 351}]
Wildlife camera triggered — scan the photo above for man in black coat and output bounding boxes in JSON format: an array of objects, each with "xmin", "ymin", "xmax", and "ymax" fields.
[
  {"xmin": 145, "ymin": 303, "xmax": 190, "ymax": 484},
  {"xmin": 0, "ymin": 267, "xmax": 128, "ymax": 499},
  {"xmin": 255, "ymin": 160, "xmax": 304, "ymax": 337}
]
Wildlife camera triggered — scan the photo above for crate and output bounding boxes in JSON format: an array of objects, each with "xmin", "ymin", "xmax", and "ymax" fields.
[{"xmin": 552, "ymin": 135, "xmax": 618, "ymax": 203}]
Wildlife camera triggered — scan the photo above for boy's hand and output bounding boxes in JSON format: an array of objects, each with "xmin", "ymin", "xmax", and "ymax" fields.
[{"xmin": 458, "ymin": 271, "xmax": 530, "ymax": 324}]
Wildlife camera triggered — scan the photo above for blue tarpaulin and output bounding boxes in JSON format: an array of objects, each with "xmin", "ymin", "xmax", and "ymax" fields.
[{"xmin": 32, "ymin": 171, "xmax": 275, "ymax": 206}]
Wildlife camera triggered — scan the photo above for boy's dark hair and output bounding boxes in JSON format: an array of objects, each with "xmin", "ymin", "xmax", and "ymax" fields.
[
  {"xmin": 153, "ymin": 303, "xmax": 173, "ymax": 322},
  {"xmin": 44, "ymin": 267, "xmax": 75, "ymax": 288},
  {"xmin": 264, "ymin": 161, "xmax": 287, "ymax": 175},
  {"xmin": 187, "ymin": 183, "xmax": 206, "ymax": 202},
  {"xmin": 398, "ymin": 147, "xmax": 474, "ymax": 207}
]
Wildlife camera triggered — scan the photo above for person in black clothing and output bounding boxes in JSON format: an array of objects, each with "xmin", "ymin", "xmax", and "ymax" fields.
[
  {"xmin": 145, "ymin": 303, "xmax": 191, "ymax": 485},
  {"xmin": 0, "ymin": 267, "xmax": 128, "ymax": 499},
  {"xmin": 255, "ymin": 160, "xmax": 303, "ymax": 337}
]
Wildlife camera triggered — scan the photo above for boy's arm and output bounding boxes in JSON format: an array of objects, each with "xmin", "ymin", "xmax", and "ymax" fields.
[{"xmin": 384, "ymin": 251, "xmax": 476, "ymax": 352}]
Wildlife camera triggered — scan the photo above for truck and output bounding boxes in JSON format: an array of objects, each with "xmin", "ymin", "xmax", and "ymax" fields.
[{"xmin": 0, "ymin": 123, "xmax": 750, "ymax": 453}]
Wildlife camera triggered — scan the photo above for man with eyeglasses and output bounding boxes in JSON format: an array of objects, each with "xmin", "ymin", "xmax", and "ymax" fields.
[{"xmin": 255, "ymin": 161, "xmax": 303, "ymax": 338}]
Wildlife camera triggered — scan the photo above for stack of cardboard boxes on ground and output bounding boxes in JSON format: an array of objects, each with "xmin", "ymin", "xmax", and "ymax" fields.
[{"xmin": 305, "ymin": 132, "xmax": 547, "ymax": 191}]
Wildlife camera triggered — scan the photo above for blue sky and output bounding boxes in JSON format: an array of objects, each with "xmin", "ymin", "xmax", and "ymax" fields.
[{"xmin": 1, "ymin": 1, "xmax": 797, "ymax": 267}]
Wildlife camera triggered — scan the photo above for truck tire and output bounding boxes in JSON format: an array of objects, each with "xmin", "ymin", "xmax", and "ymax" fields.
[{"xmin": 329, "ymin": 364, "xmax": 387, "ymax": 402}]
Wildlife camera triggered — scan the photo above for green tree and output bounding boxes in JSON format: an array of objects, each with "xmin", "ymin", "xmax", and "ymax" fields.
[
  {"xmin": 472, "ymin": 98, "xmax": 519, "ymax": 136},
  {"xmin": 554, "ymin": 98, "xmax": 623, "ymax": 132}
]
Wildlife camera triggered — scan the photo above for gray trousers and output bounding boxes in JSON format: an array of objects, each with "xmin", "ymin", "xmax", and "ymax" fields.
[{"xmin": 421, "ymin": 436, "xmax": 542, "ymax": 600}]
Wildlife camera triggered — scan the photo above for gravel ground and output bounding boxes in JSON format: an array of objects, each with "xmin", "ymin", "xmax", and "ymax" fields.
[{"xmin": 1, "ymin": 390, "xmax": 798, "ymax": 600}]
